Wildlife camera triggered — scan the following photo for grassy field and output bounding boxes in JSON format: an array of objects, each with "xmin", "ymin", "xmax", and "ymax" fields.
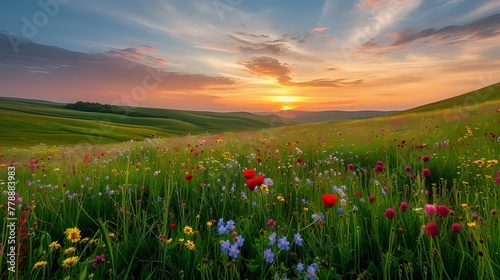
[
  {"xmin": 0, "ymin": 98, "xmax": 291, "ymax": 148},
  {"xmin": 0, "ymin": 83, "xmax": 499, "ymax": 279}
]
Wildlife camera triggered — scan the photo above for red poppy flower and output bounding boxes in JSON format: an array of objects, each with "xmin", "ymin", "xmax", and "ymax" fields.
[
  {"xmin": 185, "ymin": 173, "xmax": 193, "ymax": 180},
  {"xmin": 243, "ymin": 169, "xmax": 256, "ymax": 179},
  {"xmin": 436, "ymin": 205, "xmax": 449, "ymax": 217},
  {"xmin": 296, "ymin": 157, "xmax": 302, "ymax": 163},
  {"xmin": 246, "ymin": 178, "xmax": 258, "ymax": 191},
  {"xmin": 255, "ymin": 175, "xmax": 265, "ymax": 185},
  {"xmin": 384, "ymin": 208, "xmax": 396, "ymax": 220},
  {"xmin": 169, "ymin": 223, "xmax": 177, "ymax": 229},
  {"xmin": 321, "ymin": 194, "xmax": 338, "ymax": 208},
  {"xmin": 426, "ymin": 222, "xmax": 439, "ymax": 238}
]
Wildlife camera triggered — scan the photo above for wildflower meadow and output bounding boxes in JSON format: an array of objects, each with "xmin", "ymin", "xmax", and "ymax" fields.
[{"xmin": 1, "ymin": 99, "xmax": 499, "ymax": 279}]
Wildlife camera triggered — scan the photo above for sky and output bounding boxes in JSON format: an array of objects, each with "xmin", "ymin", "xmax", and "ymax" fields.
[{"xmin": 0, "ymin": 0, "xmax": 499, "ymax": 112}]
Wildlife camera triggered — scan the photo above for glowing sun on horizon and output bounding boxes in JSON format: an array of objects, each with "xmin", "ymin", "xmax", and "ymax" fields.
[{"xmin": 273, "ymin": 95, "xmax": 299, "ymax": 111}]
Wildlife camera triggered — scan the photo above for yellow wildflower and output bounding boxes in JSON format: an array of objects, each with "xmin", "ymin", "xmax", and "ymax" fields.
[
  {"xmin": 54, "ymin": 168, "xmax": 61, "ymax": 173},
  {"xmin": 62, "ymin": 256, "xmax": 79, "ymax": 268},
  {"xmin": 260, "ymin": 184, "xmax": 269, "ymax": 192},
  {"xmin": 185, "ymin": 240, "xmax": 195, "ymax": 250},
  {"xmin": 184, "ymin": 226, "xmax": 193, "ymax": 235},
  {"xmin": 33, "ymin": 261, "xmax": 48, "ymax": 269},
  {"xmin": 467, "ymin": 222, "xmax": 476, "ymax": 228},
  {"xmin": 206, "ymin": 221, "xmax": 212, "ymax": 227},
  {"xmin": 461, "ymin": 203, "xmax": 468, "ymax": 207},
  {"xmin": 277, "ymin": 195, "xmax": 285, "ymax": 202},
  {"xmin": 64, "ymin": 247, "xmax": 76, "ymax": 254},
  {"xmin": 178, "ymin": 238, "xmax": 184, "ymax": 244},
  {"xmin": 49, "ymin": 241, "xmax": 61, "ymax": 249},
  {"xmin": 108, "ymin": 233, "xmax": 115, "ymax": 238},
  {"xmin": 65, "ymin": 227, "xmax": 81, "ymax": 243},
  {"xmin": 167, "ymin": 238, "xmax": 173, "ymax": 244}
]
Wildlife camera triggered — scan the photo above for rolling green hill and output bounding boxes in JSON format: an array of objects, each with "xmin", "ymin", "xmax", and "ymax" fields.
[
  {"xmin": 0, "ymin": 97, "xmax": 291, "ymax": 147},
  {"xmin": 398, "ymin": 82, "xmax": 500, "ymax": 114}
]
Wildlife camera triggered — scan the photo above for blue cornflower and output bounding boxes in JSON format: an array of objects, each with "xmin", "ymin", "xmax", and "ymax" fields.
[
  {"xmin": 264, "ymin": 249, "xmax": 274, "ymax": 263},
  {"xmin": 297, "ymin": 262, "xmax": 305, "ymax": 273},
  {"xmin": 228, "ymin": 244, "xmax": 240, "ymax": 258},
  {"xmin": 157, "ymin": 197, "xmax": 162, "ymax": 202},
  {"xmin": 277, "ymin": 235, "xmax": 290, "ymax": 251},
  {"xmin": 381, "ymin": 189, "xmax": 386, "ymax": 195},
  {"xmin": 218, "ymin": 225, "xmax": 228, "ymax": 235},
  {"xmin": 337, "ymin": 208, "xmax": 344, "ymax": 215},
  {"xmin": 307, "ymin": 263, "xmax": 318, "ymax": 279},
  {"xmin": 217, "ymin": 218, "xmax": 225, "ymax": 227},
  {"xmin": 268, "ymin": 232, "xmax": 277, "ymax": 246},
  {"xmin": 302, "ymin": 199, "xmax": 307, "ymax": 205},
  {"xmin": 294, "ymin": 233, "xmax": 303, "ymax": 247},
  {"xmin": 234, "ymin": 235, "xmax": 244, "ymax": 248},
  {"xmin": 252, "ymin": 201, "xmax": 257, "ymax": 206},
  {"xmin": 312, "ymin": 214, "xmax": 320, "ymax": 221},
  {"xmin": 225, "ymin": 220, "xmax": 235, "ymax": 231},
  {"xmin": 221, "ymin": 240, "xmax": 231, "ymax": 253}
]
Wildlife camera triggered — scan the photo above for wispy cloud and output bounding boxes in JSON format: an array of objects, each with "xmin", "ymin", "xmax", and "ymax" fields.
[{"xmin": 238, "ymin": 56, "xmax": 362, "ymax": 87}]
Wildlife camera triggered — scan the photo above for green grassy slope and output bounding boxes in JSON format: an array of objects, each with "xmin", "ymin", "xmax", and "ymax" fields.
[
  {"xmin": 0, "ymin": 98, "xmax": 290, "ymax": 147},
  {"xmin": 398, "ymin": 82, "xmax": 500, "ymax": 114}
]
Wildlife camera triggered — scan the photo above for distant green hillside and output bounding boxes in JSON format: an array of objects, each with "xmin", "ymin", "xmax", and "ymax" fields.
[
  {"xmin": 0, "ymin": 97, "xmax": 290, "ymax": 147},
  {"xmin": 399, "ymin": 82, "xmax": 500, "ymax": 114}
]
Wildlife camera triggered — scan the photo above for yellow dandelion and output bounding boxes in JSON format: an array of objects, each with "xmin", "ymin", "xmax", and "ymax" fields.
[
  {"xmin": 65, "ymin": 227, "xmax": 81, "ymax": 243},
  {"xmin": 184, "ymin": 226, "xmax": 193, "ymax": 235},
  {"xmin": 303, "ymin": 207, "xmax": 309, "ymax": 211},
  {"xmin": 461, "ymin": 203, "xmax": 468, "ymax": 207},
  {"xmin": 54, "ymin": 168, "xmax": 61, "ymax": 173},
  {"xmin": 64, "ymin": 247, "xmax": 76, "ymax": 254},
  {"xmin": 167, "ymin": 238, "xmax": 173, "ymax": 244},
  {"xmin": 108, "ymin": 233, "xmax": 115, "ymax": 238},
  {"xmin": 178, "ymin": 238, "xmax": 184, "ymax": 244},
  {"xmin": 185, "ymin": 240, "xmax": 195, "ymax": 250},
  {"xmin": 260, "ymin": 184, "xmax": 269, "ymax": 192},
  {"xmin": 467, "ymin": 222, "xmax": 476, "ymax": 228},
  {"xmin": 62, "ymin": 256, "xmax": 79, "ymax": 268},
  {"xmin": 33, "ymin": 261, "xmax": 48, "ymax": 269},
  {"xmin": 277, "ymin": 195, "xmax": 285, "ymax": 202},
  {"xmin": 206, "ymin": 221, "xmax": 212, "ymax": 227},
  {"xmin": 49, "ymin": 241, "xmax": 61, "ymax": 249}
]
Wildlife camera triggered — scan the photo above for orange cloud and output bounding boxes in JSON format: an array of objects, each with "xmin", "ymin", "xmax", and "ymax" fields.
[{"xmin": 310, "ymin": 27, "xmax": 328, "ymax": 32}]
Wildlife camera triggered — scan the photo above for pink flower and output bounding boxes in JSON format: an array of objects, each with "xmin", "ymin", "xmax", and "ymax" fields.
[
  {"xmin": 496, "ymin": 177, "xmax": 500, "ymax": 185},
  {"xmin": 405, "ymin": 166, "xmax": 411, "ymax": 172},
  {"xmin": 400, "ymin": 202, "xmax": 408, "ymax": 212},
  {"xmin": 369, "ymin": 195, "xmax": 375, "ymax": 204},
  {"xmin": 425, "ymin": 204, "xmax": 436, "ymax": 217},
  {"xmin": 398, "ymin": 227, "xmax": 404, "ymax": 233},
  {"xmin": 425, "ymin": 222, "xmax": 439, "ymax": 238},
  {"xmin": 422, "ymin": 168, "xmax": 430, "ymax": 177},
  {"xmin": 348, "ymin": 164, "xmax": 354, "ymax": 170},
  {"xmin": 436, "ymin": 205, "xmax": 449, "ymax": 217},
  {"xmin": 384, "ymin": 208, "xmax": 397, "ymax": 220},
  {"xmin": 267, "ymin": 219, "xmax": 276, "ymax": 229},
  {"xmin": 451, "ymin": 223, "xmax": 461, "ymax": 233},
  {"xmin": 422, "ymin": 155, "xmax": 430, "ymax": 162}
]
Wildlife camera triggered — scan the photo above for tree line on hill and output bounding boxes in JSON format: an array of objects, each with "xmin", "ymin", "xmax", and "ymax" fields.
[{"xmin": 66, "ymin": 101, "xmax": 165, "ymax": 118}]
